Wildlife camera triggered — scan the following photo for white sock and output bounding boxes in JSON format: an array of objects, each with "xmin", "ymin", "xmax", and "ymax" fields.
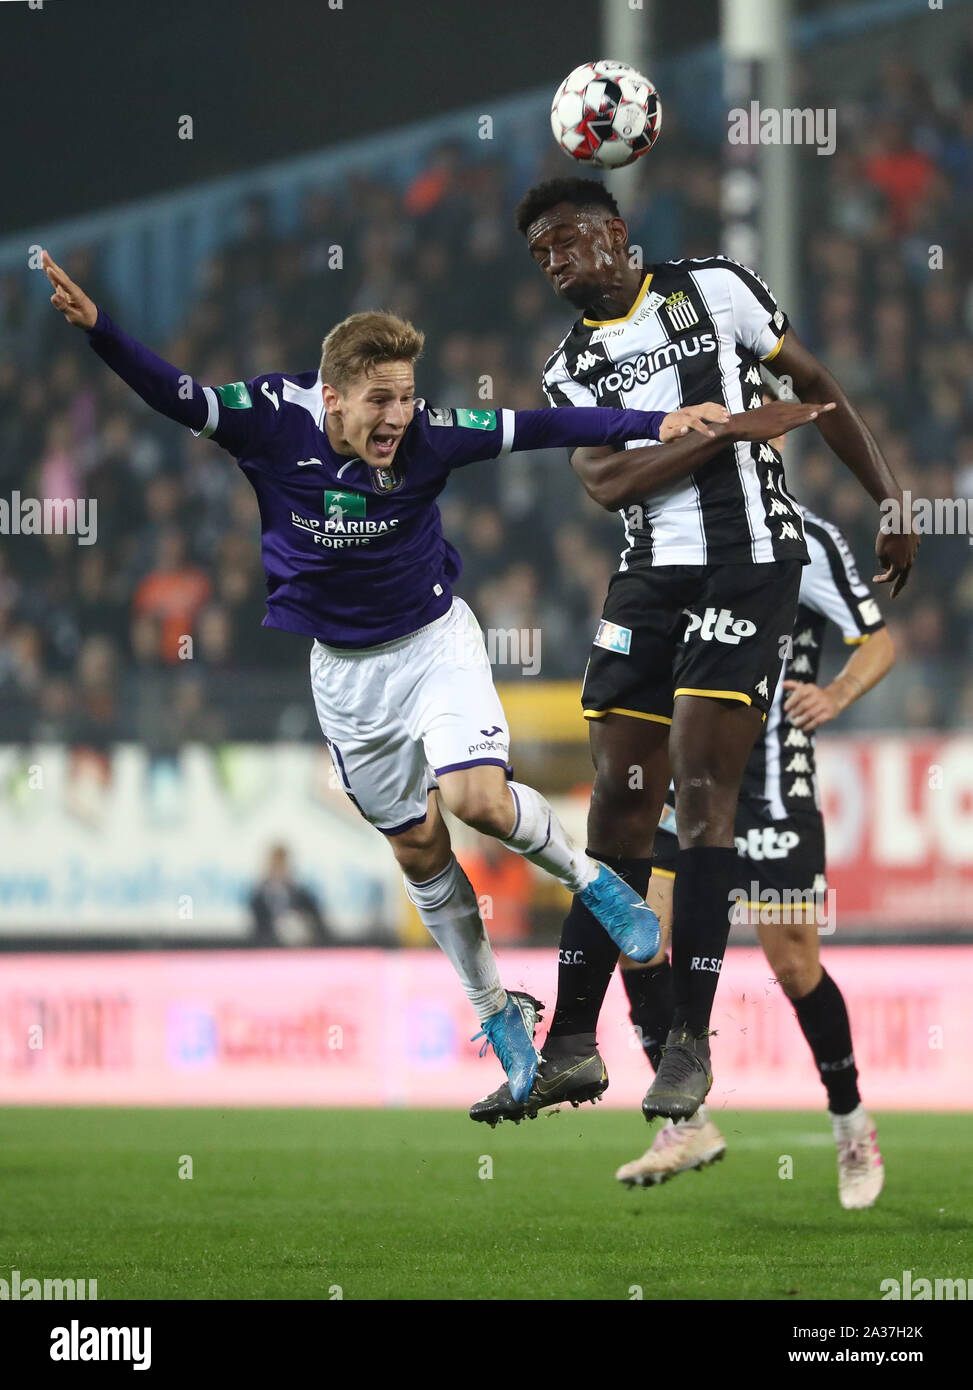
[
  {"xmin": 830, "ymin": 1103, "xmax": 867, "ymax": 1142},
  {"xmin": 404, "ymin": 856, "xmax": 506, "ymax": 1023},
  {"xmin": 502, "ymin": 782, "xmax": 597, "ymax": 894},
  {"xmin": 677, "ymin": 1104, "xmax": 708, "ymax": 1130}
]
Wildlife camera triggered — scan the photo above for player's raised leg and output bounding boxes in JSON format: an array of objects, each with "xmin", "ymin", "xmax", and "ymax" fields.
[
  {"xmin": 425, "ymin": 598, "xmax": 660, "ymax": 963},
  {"xmin": 758, "ymin": 914, "xmax": 883, "ymax": 1209}
]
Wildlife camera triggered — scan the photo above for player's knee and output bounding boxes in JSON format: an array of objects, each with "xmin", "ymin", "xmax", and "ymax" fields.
[
  {"xmin": 673, "ymin": 773, "xmax": 737, "ymax": 845},
  {"xmin": 589, "ymin": 771, "xmax": 657, "ymax": 840},
  {"xmin": 448, "ymin": 788, "xmax": 511, "ymax": 837},
  {"xmin": 386, "ymin": 820, "xmax": 442, "ymax": 877},
  {"xmin": 767, "ymin": 938, "xmax": 819, "ymax": 998}
]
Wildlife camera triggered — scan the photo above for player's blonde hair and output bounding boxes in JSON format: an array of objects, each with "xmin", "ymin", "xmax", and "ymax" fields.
[{"xmin": 320, "ymin": 311, "xmax": 425, "ymax": 391}]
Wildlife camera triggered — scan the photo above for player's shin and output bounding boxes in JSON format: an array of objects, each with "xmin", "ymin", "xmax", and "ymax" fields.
[
  {"xmin": 622, "ymin": 957, "xmax": 674, "ymax": 1070},
  {"xmin": 670, "ymin": 846, "xmax": 738, "ymax": 1034},
  {"xmin": 546, "ymin": 854, "xmax": 652, "ymax": 1045},
  {"xmin": 404, "ymin": 856, "xmax": 506, "ymax": 1023}
]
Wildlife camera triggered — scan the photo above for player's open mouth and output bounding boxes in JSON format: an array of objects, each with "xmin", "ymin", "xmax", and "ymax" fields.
[{"xmin": 371, "ymin": 433, "xmax": 399, "ymax": 458}]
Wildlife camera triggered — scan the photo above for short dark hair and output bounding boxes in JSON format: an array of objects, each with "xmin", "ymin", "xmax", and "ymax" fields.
[{"xmin": 514, "ymin": 177, "xmax": 621, "ymax": 238}]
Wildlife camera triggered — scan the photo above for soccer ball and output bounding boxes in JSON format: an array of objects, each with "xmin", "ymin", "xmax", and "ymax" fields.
[{"xmin": 550, "ymin": 60, "xmax": 662, "ymax": 169}]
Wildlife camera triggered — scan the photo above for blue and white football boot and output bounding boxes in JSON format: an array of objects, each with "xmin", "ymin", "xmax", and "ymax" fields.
[
  {"xmin": 472, "ymin": 991, "xmax": 543, "ymax": 1104},
  {"xmin": 578, "ymin": 862, "xmax": 661, "ymax": 963}
]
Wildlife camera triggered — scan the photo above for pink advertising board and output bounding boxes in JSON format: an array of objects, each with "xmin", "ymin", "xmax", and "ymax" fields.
[{"xmin": 0, "ymin": 947, "xmax": 969, "ymax": 1109}]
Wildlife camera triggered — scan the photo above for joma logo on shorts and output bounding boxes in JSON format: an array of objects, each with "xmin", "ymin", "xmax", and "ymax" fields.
[{"xmin": 682, "ymin": 607, "xmax": 757, "ymax": 644}]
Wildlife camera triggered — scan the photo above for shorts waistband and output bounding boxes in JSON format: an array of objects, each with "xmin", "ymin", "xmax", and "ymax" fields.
[{"xmin": 313, "ymin": 602, "xmax": 457, "ymax": 659}]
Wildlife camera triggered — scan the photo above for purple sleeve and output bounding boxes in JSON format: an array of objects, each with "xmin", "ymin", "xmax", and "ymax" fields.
[
  {"xmin": 510, "ymin": 406, "xmax": 666, "ymax": 451},
  {"xmin": 85, "ymin": 309, "xmax": 254, "ymax": 456}
]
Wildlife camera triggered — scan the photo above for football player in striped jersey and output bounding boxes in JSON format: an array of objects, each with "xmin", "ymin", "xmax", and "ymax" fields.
[
  {"xmin": 478, "ymin": 177, "xmax": 915, "ymax": 1126},
  {"xmin": 616, "ymin": 417, "xmax": 893, "ymax": 1209}
]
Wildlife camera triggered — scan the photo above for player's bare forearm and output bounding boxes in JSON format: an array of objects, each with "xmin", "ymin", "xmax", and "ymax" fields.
[
  {"xmin": 783, "ymin": 626, "xmax": 895, "ymax": 730},
  {"xmin": 830, "ymin": 626, "xmax": 896, "ymax": 709},
  {"xmin": 572, "ymin": 400, "xmax": 834, "ymax": 511},
  {"xmin": 769, "ymin": 332, "xmax": 900, "ymax": 506}
]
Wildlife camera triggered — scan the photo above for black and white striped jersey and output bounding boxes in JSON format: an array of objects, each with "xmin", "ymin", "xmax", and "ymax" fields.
[
  {"xmin": 542, "ymin": 257, "xmax": 808, "ymax": 568},
  {"xmin": 741, "ymin": 510, "xmax": 886, "ymax": 817}
]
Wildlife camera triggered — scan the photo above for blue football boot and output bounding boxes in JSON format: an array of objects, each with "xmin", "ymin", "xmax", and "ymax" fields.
[
  {"xmin": 578, "ymin": 862, "xmax": 661, "ymax": 963},
  {"xmin": 472, "ymin": 991, "xmax": 543, "ymax": 1104}
]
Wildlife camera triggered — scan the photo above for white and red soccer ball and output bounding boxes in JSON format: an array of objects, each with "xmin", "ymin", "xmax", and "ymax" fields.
[{"xmin": 551, "ymin": 60, "xmax": 662, "ymax": 169}]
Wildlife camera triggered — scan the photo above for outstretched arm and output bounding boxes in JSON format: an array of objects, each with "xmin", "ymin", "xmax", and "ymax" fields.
[
  {"xmin": 766, "ymin": 330, "xmax": 917, "ymax": 597},
  {"xmin": 572, "ymin": 400, "xmax": 836, "ymax": 510},
  {"xmin": 505, "ymin": 400, "xmax": 726, "ymax": 453},
  {"xmin": 44, "ymin": 251, "xmax": 251, "ymax": 454}
]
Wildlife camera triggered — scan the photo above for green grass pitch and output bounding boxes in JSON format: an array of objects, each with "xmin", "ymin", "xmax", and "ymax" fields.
[{"xmin": 2, "ymin": 1108, "xmax": 970, "ymax": 1300}]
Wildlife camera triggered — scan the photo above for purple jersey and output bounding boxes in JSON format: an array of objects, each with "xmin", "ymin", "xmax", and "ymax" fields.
[{"xmin": 86, "ymin": 311, "xmax": 668, "ymax": 647}]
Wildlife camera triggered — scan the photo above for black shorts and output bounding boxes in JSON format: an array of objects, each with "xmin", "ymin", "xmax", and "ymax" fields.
[
  {"xmin": 654, "ymin": 800, "xmax": 827, "ymax": 900},
  {"xmin": 582, "ymin": 560, "xmax": 803, "ymax": 724}
]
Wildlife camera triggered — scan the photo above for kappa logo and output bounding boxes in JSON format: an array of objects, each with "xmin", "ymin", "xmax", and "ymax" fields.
[
  {"xmin": 755, "ymin": 676, "xmax": 769, "ymax": 699},
  {"xmin": 682, "ymin": 607, "xmax": 757, "ymax": 645},
  {"xmin": 574, "ymin": 349, "xmax": 602, "ymax": 375}
]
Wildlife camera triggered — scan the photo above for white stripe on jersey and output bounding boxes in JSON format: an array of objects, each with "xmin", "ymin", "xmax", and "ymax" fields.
[
  {"xmin": 499, "ymin": 408, "xmax": 515, "ymax": 455},
  {"xmin": 801, "ymin": 518, "xmax": 879, "ymax": 639},
  {"xmin": 759, "ymin": 508, "xmax": 882, "ymax": 814},
  {"xmin": 690, "ymin": 266, "xmax": 776, "ymax": 564},
  {"xmin": 282, "ymin": 374, "xmax": 325, "ymax": 427},
  {"xmin": 196, "ymin": 386, "xmax": 220, "ymax": 439}
]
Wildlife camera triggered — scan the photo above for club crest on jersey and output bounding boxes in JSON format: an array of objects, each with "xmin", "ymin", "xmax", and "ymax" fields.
[
  {"xmin": 324, "ymin": 490, "xmax": 366, "ymax": 520},
  {"xmin": 371, "ymin": 464, "xmax": 404, "ymax": 493},
  {"xmin": 664, "ymin": 290, "xmax": 700, "ymax": 333},
  {"xmin": 594, "ymin": 619, "xmax": 632, "ymax": 655}
]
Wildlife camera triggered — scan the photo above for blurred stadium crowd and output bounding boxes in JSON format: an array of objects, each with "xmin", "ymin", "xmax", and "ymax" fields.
[{"xmin": 0, "ymin": 46, "xmax": 971, "ymax": 750}]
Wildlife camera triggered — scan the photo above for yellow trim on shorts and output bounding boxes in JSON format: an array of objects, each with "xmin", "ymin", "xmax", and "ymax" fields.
[
  {"xmin": 583, "ymin": 273, "xmax": 654, "ymax": 327},
  {"xmin": 674, "ymin": 687, "xmax": 753, "ymax": 705},
  {"xmin": 843, "ymin": 633, "xmax": 872, "ymax": 645},
  {"xmin": 583, "ymin": 706, "xmax": 672, "ymax": 725},
  {"xmin": 652, "ymin": 867, "xmax": 676, "ymax": 881},
  {"xmin": 762, "ymin": 333, "xmax": 786, "ymax": 362}
]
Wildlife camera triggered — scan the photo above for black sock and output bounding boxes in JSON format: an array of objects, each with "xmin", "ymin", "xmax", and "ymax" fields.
[
  {"xmin": 547, "ymin": 853, "xmax": 652, "ymax": 1041},
  {"xmin": 671, "ymin": 846, "xmax": 738, "ymax": 1035},
  {"xmin": 790, "ymin": 969, "xmax": 860, "ymax": 1115},
  {"xmin": 622, "ymin": 959, "xmax": 673, "ymax": 1071}
]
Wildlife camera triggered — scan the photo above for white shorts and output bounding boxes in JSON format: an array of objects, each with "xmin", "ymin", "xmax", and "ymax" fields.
[{"xmin": 309, "ymin": 598, "xmax": 511, "ymax": 835}]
